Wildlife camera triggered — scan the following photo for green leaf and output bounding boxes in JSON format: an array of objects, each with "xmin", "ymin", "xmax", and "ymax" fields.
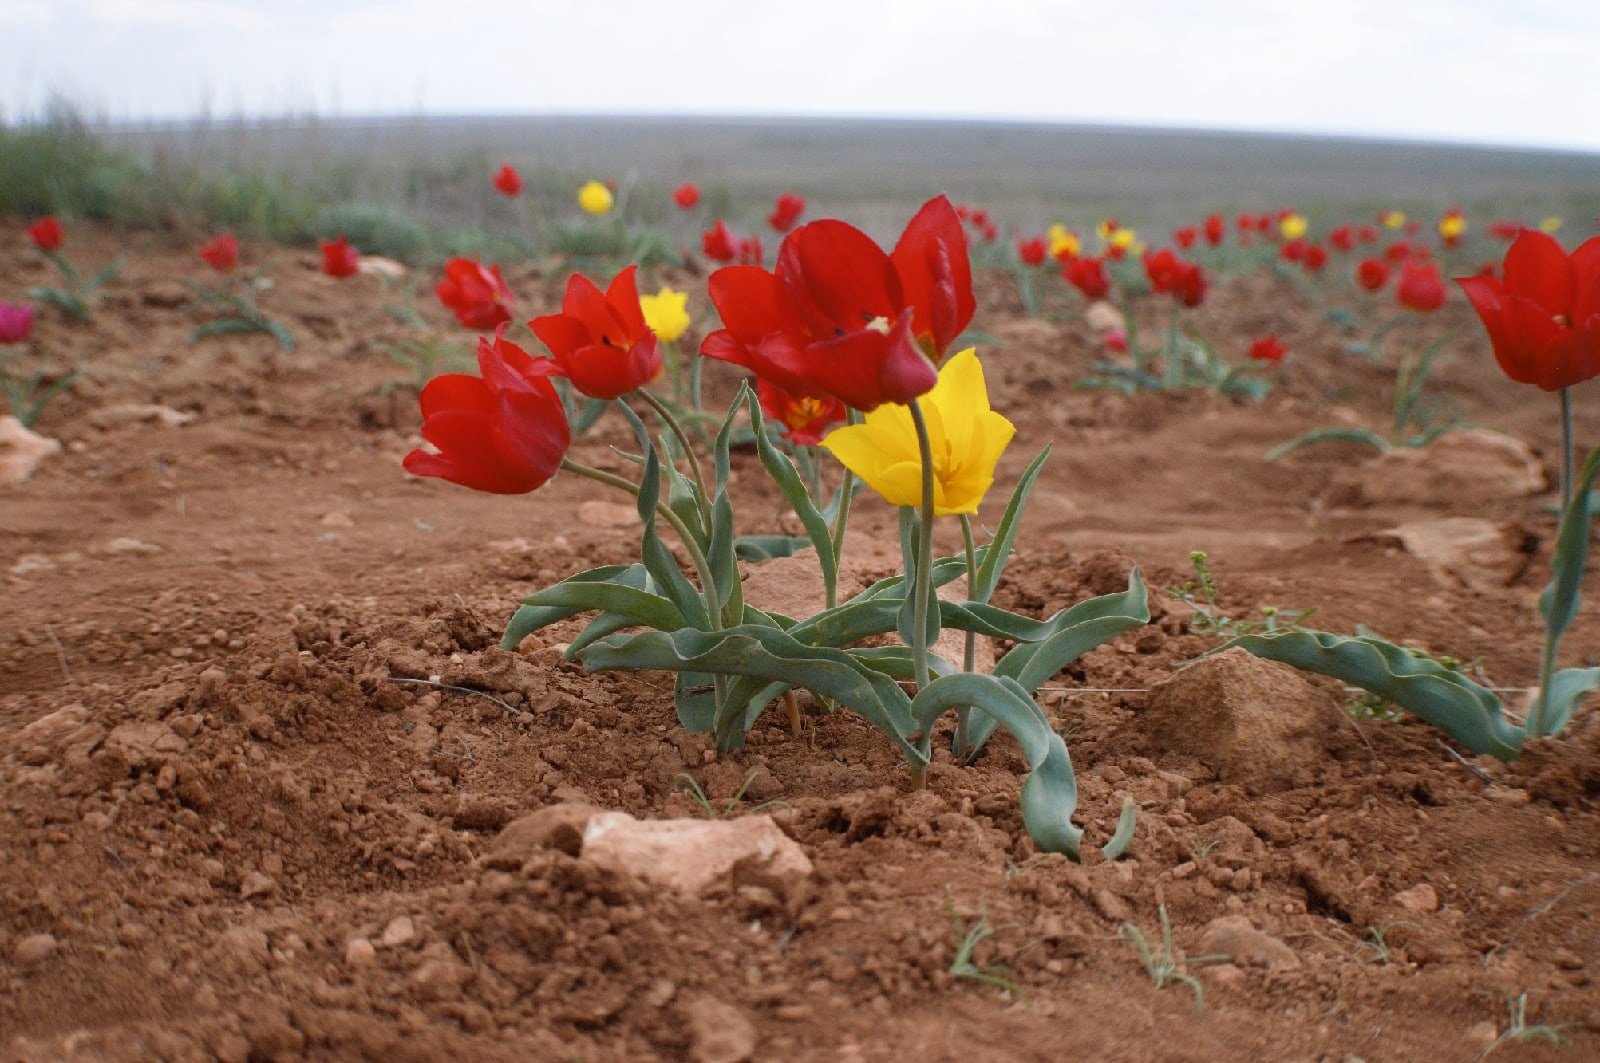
[
  {"xmin": 972, "ymin": 445, "xmax": 1051, "ymax": 604},
  {"xmin": 733, "ymin": 534, "xmax": 813, "ymax": 562},
  {"xmin": 566, "ymin": 610, "xmax": 645, "ymax": 656},
  {"xmin": 501, "ymin": 564, "xmax": 650, "ymax": 649},
  {"xmin": 674, "ymin": 671, "xmax": 720, "ymax": 733},
  {"xmin": 908, "ymin": 673, "xmax": 1085, "ymax": 858},
  {"xmin": 1541, "ymin": 667, "xmax": 1600, "ymax": 736},
  {"xmin": 1101, "ymin": 796, "xmax": 1138, "ymax": 860},
  {"xmin": 27, "ymin": 286, "xmax": 88, "ymax": 321},
  {"xmin": 636, "ymin": 447, "xmax": 711, "ymax": 629},
  {"xmin": 1539, "ymin": 447, "xmax": 1600, "ymax": 643},
  {"xmin": 745, "ymin": 390, "xmax": 837, "ymax": 598},
  {"xmin": 1225, "ymin": 629, "xmax": 1524, "ymax": 759},
  {"xmin": 705, "ymin": 394, "xmax": 746, "ymax": 623},
  {"xmin": 897, "ymin": 507, "xmax": 941, "ymax": 649},
  {"xmin": 1265, "ymin": 427, "xmax": 1391, "ymax": 461}
]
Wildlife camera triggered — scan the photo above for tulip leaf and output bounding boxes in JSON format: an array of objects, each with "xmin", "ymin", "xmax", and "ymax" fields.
[
  {"xmin": 1101, "ymin": 796, "xmax": 1139, "ymax": 861},
  {"xmin": 1265, "ymin": 427, "xmax": 1391, "ymax": 461},
  {"xmin": 1540, "ymin": 667, "xmax": 1600, "ymax": 737},
  {"xmin": 501, "ymin": 564, "xmax": 647, "ymax": 650},
  {"xmin": 745, "ymin": 391, "xmax": 838, "ymax": 602},
  {"xmin": 1539, "ymin": 446, "xmax": 1600, "ymax": 643},
  {"xmin": 1225, "ymin": 629, "xmax": 1524, "ymax": 760},
  {"xmin": 897, "ymin": 508, "xmax": 942, "ymax": 650},
  {"xmin": 972, "ymin": 444, "xmax": 1051, "ymax": 604},
  {"xmin": 907, "ymin": 673, "xmax": 1085, "ymax": 859},
  {"xmin": 636, "ymin": 447, "xmax": 711, "ymax": 629},
  {"xmin": 733, "ymin": 534, "xmax": 814, "ymax": 562},
  {"xmin": 847, "ymin": 553, "xmax": 981, "ymax": 605},
  {"xmin": 566, "ymin": 610, "xmax": 646, "ymax": 657},
  {"xmin": 705, "ymin": 396, "xmax": 746, "ymax": 623},
  {"xmin": 674, "ymin": 671, "xmax": 721, "ymax": 733}
]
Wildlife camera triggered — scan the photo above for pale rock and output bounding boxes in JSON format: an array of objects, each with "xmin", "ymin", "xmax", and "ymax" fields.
[
  {"xmin": 1142, "ymin": 648, "xmax": 1335, "ymax": 792},
  {"xmin": 238, "ymin": 871, "xmax": 277, "ymax": 900},
  {"xmin": 87, "ymin": 403, "xmax": 196, "ymax": 430},
  {"xmin": 319, "ymin": 511, "xmax": 355, "ymax": 528},
  {"xmin": 1362, "ymin": 518, "xmax": 1526, "ymax": 593},
  {"xmin": 1201, "ymin": 961, "xmax": 1247, "ymax": 988},
  {"xmin": 103, "ymin": 721, "xmax": 187, "ymax": 769},
  {"xmin": 479, "ymin": 803, "xmax": 605, "ymax": 868},
  {"xmin": 0, "ymin": 415, "xmax": 61, "ymax": 485},
  {"xmin": 381, "ymin": 915, "xmax": 417, "ymax": 948},
  {"xmin": 409, "ymin": 957, "xmax": 472, "ymax": 1001},
  {"xmin": 101, "ymin": 537, "xmax": 162, "ymax": 556},
  {"xmin": 344, "ymin": 937, "xmax": 377, "ymax": 967},
  {"xmin": 12, "ymin": 704, "xmax": 104, "ymax": 767},
  {"xmin": 358, "ymin": 256, "xmax": 407, "ymax": 280},
  {"xmin": 1084, "ymin": 300, "xmax": 1126, "ymax": 335},
  {"xmin": 581, "ymin": 811, "xmax": 813, "ymax": 900},
  {"xmin": 1198, "ymin": 915, "xmax": 1300, "ymax": 970},
  {"xmin": 679, "ymin": 994, "xmax": 758, "ymax": 1063},
  {"xmin": 1393, "ymin": 883, "xmax": 1440, "ymax": 913},
  {"xmin": 9, "ymin": 553, "xmax": 58, "ymax": 576},
  {"xmin": 1326, "ymin": 428, "xmax": 1544, "ymax": 507},
  {"xmin": 12, "ymin": 932, "xmax": 58, "ymax": 966}
]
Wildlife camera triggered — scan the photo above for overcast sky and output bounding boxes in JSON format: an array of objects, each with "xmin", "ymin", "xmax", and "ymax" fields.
[{"xmin": 2, "ymin": 0, "xmax": 1596, "ymax": 152}]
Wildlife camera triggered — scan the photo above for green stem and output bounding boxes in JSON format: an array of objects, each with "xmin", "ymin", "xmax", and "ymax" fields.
[
  {"xmin": 636, "ymin": 388, "xmax": 713, "ymax": 531},
  {"xmin": 1560, "ymin": 387, "xmax": 1574, "ymax": 513},
  {"xmin": 954, "ymin": 514, "xmax": 980, "ymax": 756},
  {"xmin": 558, "ymin": 457, "xmax": 722, "ymax": 633},
  {"xmin": 827, "ymin": 472, "xmax": 855, "ymax": 611},
  {"xmin": 908, "ymin": 400, "xmax": 937, "ymax": 694}
]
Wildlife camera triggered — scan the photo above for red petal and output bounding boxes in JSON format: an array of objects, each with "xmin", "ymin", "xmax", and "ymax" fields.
[
  {"xmin": 1503, "ymin": 230, "xmax": 1574, "ymax": 315},
  {"xmin": 803, "ymin": 312, "xmax": 936, "ymax": 410},
  {"xmin": 777, "ymin": 220, "xmax": 900, "ymax": 337},
  {"xmin": 418, "ymin": 373, "xmax": 493, "ymax": 421},
  {"xmin": 891, "ymin": 195, "xmax": 974, "ymax": 356},
  {"xmin": 559, "ymin": 272, "xmax": 613, "ymax": 339},
  {"xmin": 706, "ymin": 266, "xmax": 805, "ymax": 343},
  {"xmin": 604, "ymin": 265, "xmax": 648, "ymax": 339},
  {"xmin": 1500, "ymin": 293, "xmax": 1571, "ymax": 389},
  {"xmin": 529, "ymin": 312, "xmax": 593, "ymax": 363}
]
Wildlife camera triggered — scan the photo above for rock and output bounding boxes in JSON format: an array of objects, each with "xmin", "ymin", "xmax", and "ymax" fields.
[
  {"xmin": 1326, "ymin": 429, "xmax": 1544, "ymax": 508},
  {"xmin": 0, "ymin": 415, "xmax": 61, "ymax": 485},
  {"xmin": 1393, "ymin": 883, "xmax": 1439, "ymax": 913},
  {"xmin": 12, "ymin": 932, "xmax": 58, "ymax": 966},
  {"xmin": 86, "ymin": 404, "xmax": 196, "ymax": 430},
  {"xmin": 103, "ymin": 721, "xmax": 187, "ymax": 769},
  {"xmin": 380, "ymin": 915, "xmax": 416, "ymax": 948},
  {"xmin": 1142, "ymin": 648, "xmax": 1335, "ymax": 792},
  {"xmin": 581, "ymin": 811, "xmax": 813, "ymax": 900},
  {"xmin": 344, "ymin": 937, "xmax": 377, "ymax": 967},
  {"xmin": 101, "ymin": 537, "xmax": 163, "ymax": 556},
  {"xmin": 1361, "ymin": 518, "xmax": 1527, "ymax": 593},
  {"xmin": 12, "ymin": 704, "xmax": 105, "ymax": 766},
  {"xmin": 239, "ymin": 872, "xmax": 277, "ymax": 901},
  {"xmin": 409, "ymin": 956, "xmax": 473, "ymax": 1002},
  {"xmin": 1084, "ymin": 300, "xmax": 1125, "ymax": 335},
  {"xmin": 679, "ymin": 994, "xmax": 758, "ymax": 1063},
  {"xmin": 357, "ymin": 256, "xmax": 407, "ymax": 280},
  {"xmin": 479, "ymin": 803, "xmax": 605, "ymax": 868},
  {"xmin": 1198, "ymin": 915, "xmax": 1300, "ymax": 970}
]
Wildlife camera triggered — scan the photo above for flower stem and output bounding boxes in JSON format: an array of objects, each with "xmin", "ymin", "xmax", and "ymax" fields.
[
  {"xmin": 908, "ymin": 400, "xmax": 937, "ymax": 695},
  {"xmin": 954, "ymin": 513, "xmax": 979, "ymax": 757},
  {"xmin": 636, "ymin": 388, "xmax": 713, "ymax": 531},
  {"xmin": 1560, "ymin": 386, "xmax": 1574, "ymax": 513}
]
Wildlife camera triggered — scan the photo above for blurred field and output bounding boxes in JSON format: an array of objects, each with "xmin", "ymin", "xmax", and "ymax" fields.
[{"xmin": 100, "ymin": 114, "xmax": 1600, "ymax": 234}]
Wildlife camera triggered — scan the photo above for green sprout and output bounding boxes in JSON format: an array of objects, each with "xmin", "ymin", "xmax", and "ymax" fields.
[
  {"xmin": 1355, "ymin": 921, "xmax": 1417, "ymax": 966},
  {"xmin": 1480, "ymin": 993, "xmax": 1575, "ymax": 1059},
  {"xmin": 947, "ymin": 903, "xmax": 1021, "ymax": 994},
  {"xmin": 672, "ymin": 771, "xmax": 787, "ymax": 819},
  {"xmin": 1168, "ymin": 551, "xmax": 1317, "ymax": 638},
  {"xmin": 1118, "ymin": 905, "xmax": 1228, "ymax": 1013}
]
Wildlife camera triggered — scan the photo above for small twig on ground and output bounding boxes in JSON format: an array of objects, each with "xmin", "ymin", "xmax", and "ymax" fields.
[
  {"xmin": 44, "ymin": 625, "xmax": 73, "ymax": 682},
  {"xmin": 1492, "ymin": 872, "xmax": 1599, "ymax": 959},
  {"xmin": 1436, "ymin": 740, "xmax": 1496, "ymax": 784},
  {"xmin": 387, "ymin": 675, "xmax": 521, "ymax": 717}
]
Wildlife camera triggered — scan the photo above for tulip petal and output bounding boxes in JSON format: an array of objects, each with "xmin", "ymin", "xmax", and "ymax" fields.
[
  {"xmin": 706, "ymin": 266, "xmax": 807, "ymax": 344},
  {"xmin": 418, "ymin": 373, "xmax": 493, "ymax": 421},
  {"xmin": 892, "ymin": 195, "xmax": 975, "ymax": 357},
  {"xmin": 604, "ymin": 265, "xmax": 648, "ymax": 338},
  {"xmin": 778, "ymin": 220, "xmax": 901, "ymax": 337},
  {"xmin": 927, "ymin": 348, "xmax": 985, "ymax": 462},
  {"xmin": 1504, "ymin": 230, "xmax": 1575, "ymax": 315}
]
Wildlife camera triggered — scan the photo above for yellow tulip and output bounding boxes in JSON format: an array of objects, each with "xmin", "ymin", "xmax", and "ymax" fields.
[
  {"xmin": 1438, "ymin": 211, "xmax": 1467, "ymax": 240},
  {"xmin": 1540, "ymin": 216, "xmax": 1563, "ymax": 234},
  {"xmin": 1382, "ymin": 209, "xmax": 1406, "ymax": 230},
  {"xmin": 1110, "ymin": 228, "xmax": 1137, "ymax": 251},
  {"xmin": 1047, "ymin": 223, "xmax": 1080, "ymax": 259},
  {"xmin": 1280, "ymin": 212, "xmax": 1308, "ymax": 240},
  {"xmin": 821, "ymin": 348, "xmax": 1014, "ymax": 516},
  {"xmin": 639, "ymin": 287, "xmax": 691, "ymax": 343},
  {"xmin": 578, "ymin": 180, "xmax": 614, "ymax": 215}
]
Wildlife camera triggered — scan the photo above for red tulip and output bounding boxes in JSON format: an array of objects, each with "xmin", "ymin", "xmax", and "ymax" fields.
[
  {"xmin": 1249, "ymin": 335, "xmax": 1288, "ymax": 363},
  {"xmin": 702, "ymin": 220, "xmax": 737, "ymax": 263},
  {"xmin": 767, "ymin": 192, "xmax": 806, "ymax": 233},
  {"xmin": 737, "ymin": 235, "xmax": 764, "ymax": 266},
  {"xmin": 1328, "ymin": 225, "xmax": 1355, "ymax": 253},
  {"xmin": 701, "ymin": 194, "xmax": 972, "ymax": 411},
  {"xmin": 199, "ymin": 233, "xmax": 239, "ymax": 273},
  {"xmin": 492, "ymin": 163, "xmax": 523, "ymax": 197},
  {"xmin": 672, "ymin": 183, "xmax": 701, "ymax": 209},
  {"xmin": 1488, "ymin": 221, "xmax": 1523, "ymax": 242},
  {"xmin": 0, "ymin": 301, "xmax": 34, "ymax": 344},
  {"xmin": 1280, "ymin": 239, "xmax": 1307, "ymax": 263},
  {"xmin": 1303, "ymin": 244, "xmax": 1328, "ymax": 274},
  {"xmin": 435, "ymin": 258, "xmax": 514, "ymax": 330},
  {"xmin": 320, "ymin": 234, "xmax": 360, "ymax": 279},
  {"xmin": 528, "ymin": 265, "xmax": 663, "ymax": 400},
  {"xmin": 756, "ymin": 377, "xmax": 847, "ymax": 446},
  {"xmin": 1456, "ymin": 230, "xmax": 1600, "ymax": 391},
  {"xmin": 27, "ymin": 217, "xmax": 62, "ymax": 252},
  {"xmin": 1102, "ymin": 329, "xmax": 1128, "ymax": 354},
  {"xmin": 1357, "ymin": 225, "xmax": 1380, "ymax": 245},
  {"xmin": 1356, "ymin": 258, "xmax": 1391, "ymax": 292},
  {"xmin": 1062, "ymin": 255, "xmax": 1110, "ymax": 300},
  {"xmin": 1202, "ymin": 214, "xmax": 1225, "ymax": 246},
  {"xmin": 1144, "ymin": 249, "xmax": 1207, "ymax": 307},
  {"xmin": 403, "ymin": 329, "xmax": 570, "ymax": 494},
  {"xmin": 1396, "ymin": 260, "xmax": 1446, "ymax": 312},
  {"xmin": 1017, "ymin": 236, "xmax": 1047, "ymax": 267},
  {"xmin": 1384, "ymin": 241, "xmax": 1413, "ymax": 262},
  {"xmin": 1174, "ymin": 227, "xmax": 1197, "ymax": 250}
]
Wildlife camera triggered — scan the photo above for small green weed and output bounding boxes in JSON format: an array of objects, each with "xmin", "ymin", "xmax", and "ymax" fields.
[
  {"xmin": 1168, "ymin": 551, "xmax": 1317, "ymax": 638},
  {"xmin": 672, "ymin": 771, "xmax": 787, "ymax": 819},
  {"xmin": 947, "ymin": 903, "xmax": 1021, "ymax": 994},
  {"xmin": 1480, "ymin": 993, "xmax": 1575, "ymax": 1059},
  {"xmin": 1118, "ymin": 905, "xmax": 1227, "ymax": 1013}
]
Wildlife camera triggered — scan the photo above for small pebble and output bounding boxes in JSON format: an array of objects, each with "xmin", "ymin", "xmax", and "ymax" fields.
[
  {"xmin": 381, "ymin": 915, "xmax": 416, "ymax": 948},
  {"xmin": 13, "ymin": 933, "xmax": 58, "ymax": 966},
  {"xmin": 344, "ymin": 938, "xmax": 377, "ymax": 967}
]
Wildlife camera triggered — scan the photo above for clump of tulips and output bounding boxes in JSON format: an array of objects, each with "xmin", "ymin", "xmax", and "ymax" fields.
[
  {"xmin": 1236, "ymin": 229, "xmax": 1600, "ymax": 757},
  {"xmin": 187, "ymin": 233, "xmax": 295, "ymax": 351},
  {"xmin": 404, "ymin": 196, "xmax": 1148, "ymax": 860},
  {"xmin": 23, "ymin": 216, "xmax": 122, "ymax": 323}
]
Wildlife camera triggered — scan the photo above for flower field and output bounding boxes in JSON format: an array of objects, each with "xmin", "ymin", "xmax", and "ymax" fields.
[{"xmin": 3, "ymin": 131, "xmax": 1600, "ymax": 1060}]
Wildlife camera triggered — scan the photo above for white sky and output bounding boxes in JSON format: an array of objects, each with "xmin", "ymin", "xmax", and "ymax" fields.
[{"xmin": 2, "ymin": 0, "xmax": 1597, "ymax": 152}]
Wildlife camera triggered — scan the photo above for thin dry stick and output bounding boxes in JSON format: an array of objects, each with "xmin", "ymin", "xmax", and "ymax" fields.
[
  {"xmin": 44, "ymin": 625, "xmax": 73, "ymax": 682},
  {"xmin": 1436, "ymin": 740, "xmax": 1495, "ymax": 784},
  {"xmin": 387, "ymin": 676, "xmax": 520, "ymax": 717}
]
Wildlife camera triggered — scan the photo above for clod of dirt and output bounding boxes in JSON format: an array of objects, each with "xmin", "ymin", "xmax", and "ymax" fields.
[
  {"xmin": 85, "ymin": 403, "xmax": 196, "ymax": 430},
  {"xmin": 0, "ymin": 415, "xmax": 60, "ymax": 485},
  {"xmin": 679, "ymin": 994, "xmax": 758, "ymax": 1063},
  {"xmin": 1197, "ymin": 915, "xmax": 1300, "ymax": 970},
  {"xmin": 1392, "ymin": 882, "xmax": 1440, "ymax": 913},
  {"xmin": 11, "ymin": 933, "xmax": 58, "ymax": 967},
  {"xmin": 1141, "ymin": 648, "xmax": 1335, "ymax": 792},
  {"xmin": 1325, "ymin": 428, "xmax": 1545, "ymax": 507},
  {"xmin": 479, "ymin": 802, "xmax": 606, "ymax": 867},
  {"xmin": 580, "ymin": 811, "xmax": 813, "ymax": 900},
  {"xmin": 1361, "ymin": 517, "xmax": 1530, "ymax": 592}
]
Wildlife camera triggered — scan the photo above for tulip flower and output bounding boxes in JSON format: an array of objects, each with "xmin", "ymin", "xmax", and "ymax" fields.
[
  {"xmin": 27, "ymin": 217, "xmax": 62, "ymax": 252},
  {"xmin": 1203, "ymin": 214, "xmax": 1225, "ymax": 246},
  {"xmin": 578, "ymin": 180, "xmax": 614, "ymax": 215},
  {"xmin": 1280, "ymin": 212, "xmax": 1309, "ymax": 240},
  {"xmin": 1396, "ymin": 260, "xmax": 1446, "ymax": 312},
  {"xmin": 1017, "ymin": 236, "xmax": 1047, "ymax": 267},
  {"xmin": 1384, "ymin": 241, "xmax": 1414, "ymax": 262},
  {"xmin": 1174, "ymin": 227, "xmax": 1197, "ymax": 250},
  {"xmin": 403, "ymin": 330, "xmax": 570, "ymax": 495},
  {"xmin": 672, "ymin": 183, "xmax": 700, "ymax": 209},
  {"xmin": 701, "ymin": 194, "xmax": 973, "ymax": 412},
  {"xmin": 1456, "ymin": 230, "xmax": 1600, "ymax": 392},
  {"xmin": 199, "ymin": 233, "xmax": 239, "ymax": 273},
  {"xmin": 756, "ymin": 377, "xmax": 847, "ymax": 446},
  {"xmin": 492, "ymin": 164, "xmax": 523, "ymax": 197},
  {"xmin": 1541, "ymin": 217, "xmax": 1563, "ymax": 234},
  {"xmin": 822, "ymin": 348, "xmax": 1014, "ymax": 516},
  {"xmin": 1105, "ymin": 227, "xmax": 1138, "ymax": 259},
  {"xmin": 1303, "ymin": 244, "xmax": 1328, "ymax": 274},
  {"xmin": 767, "ymin": 192, "xmax": 806, "ymax": 233},
  {"xmin": 1380, "ymin": 210, "xmax": 1406, "ymax": 231},
  {"xmin": 639, "ymin": 286, "xmax": 691, "ymax": 343},
  {"xmin": 1145, "ymin": 249, "xmax": 1206, "ymax": 307},
  {"xmin": 1062, "ymin": 255, "xmax": 1110, "ymax": 300},
  {"xmin": 1438, "ymin": 209, "xmax": 1466, "ymax": 247},
  {"xmin": 0, "ymin": 301, "xmax": 35, "ymax": 344},
  {"xmin": 1281, "ymin": 239, "xmax": 1307, "ymax": 264},
  {"xmin": 737, "ymin": 236, "xmax": 764, "ymax": 265},
  {"xmin": 528, "ymin": 265, "xmax": 662, "ymax": 400},
  {"xmin": 1329, "ymin": 225, "xmax": 1355, "ymax": 253},
  {"xmin": 320, "ymin": 234, "xmax": 360, "ymax": 279},
  {"xmin": 436, "ymin": 258, "xmax": 515, "ymax": 330},
  {"xmin": 1102, "ymin": 329, "xmax": 1128, "ymax": 354},
  {"xmin": 1489, "ymin": 221, "xmax": 1523, "ymax": 242},
  {"xmin": 1047, "ymin": 224, "xmax": 1081, "ymax": 260},
  {"xmin": 701, "ymin": 220, "xmax": 737, "ymax": 263},
  {"xmin": 1356, "ymin": 258, "xmax": 1391, "ymax": 292},
  {"xmin": 1249, "ymin": 335, "xmax": 1288, "ymax": 363}
]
